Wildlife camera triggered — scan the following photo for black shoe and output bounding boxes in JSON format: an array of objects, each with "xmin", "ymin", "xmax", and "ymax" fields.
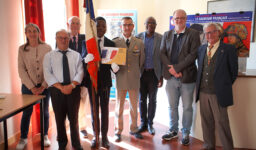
[
  {"xmin": 130, "ymin": 132, "xmax": 143, "ymax": 139},
  {"xmin": 162, "ymin": 131, "xmax": 178, "ymax": 141},
  {"xmin": 114, "ymin": 134, "xmax": 121, "ymax": 142},
  {"xmin": 181, "ymin": 134, "xmax": 190, "ymax": 145},
  {"xmin": 137, "ymin": 124, "xmax": 147, "ymax": 133},
  {"xmin": 102, "ymin": 137, "xmax": 110, "ymax": 148},
  {"xmin": 80, "ymin": 129, "xmax": 88, "ymax": 138},
  {"xmin": 91, "ymin": 138, "xmax": 99, "ymax": 148},
  {"xmin": 74, "ymin": 146, "xmax": 83, "ymax": 150},
  {"xmin": 148, "ymin": 125, "xmax": 155, "ymax": 135}
]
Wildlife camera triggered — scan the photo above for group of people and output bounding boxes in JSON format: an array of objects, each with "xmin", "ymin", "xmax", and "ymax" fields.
[{"xmin": 16, "ymin": 8, "xmax": 238, "ymax": 150}]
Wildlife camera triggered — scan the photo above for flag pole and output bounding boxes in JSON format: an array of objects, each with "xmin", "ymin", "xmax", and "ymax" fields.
[{"xmin": 85, "ymin": 0, "xmax": 99, "ymax": 145}]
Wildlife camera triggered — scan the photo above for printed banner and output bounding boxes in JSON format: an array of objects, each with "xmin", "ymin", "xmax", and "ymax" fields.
[
  {"xmin": 170, "ymin": 11, "xmax": 253, "ymax": 57},
  {"xmin": 98, "ymin": 10, "xmax": 138, "ymax": 40}
]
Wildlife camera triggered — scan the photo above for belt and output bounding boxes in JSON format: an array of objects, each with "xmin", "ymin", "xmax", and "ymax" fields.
[{"xmin": 144, "ymin": 68, "xmax": 154, "ymax": 72}]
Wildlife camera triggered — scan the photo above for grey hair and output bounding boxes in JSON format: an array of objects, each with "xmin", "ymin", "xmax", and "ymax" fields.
[
  {"xmin": 173, "ymin": 9, "xmax": 187, "ymax": 17},
  {"xmin": 67, "ymin": 16, "xmax": 80, "ymax": 25},
  {"xmin": 203, "ymin": 23, "xmax": 221, "ymax": 32}
]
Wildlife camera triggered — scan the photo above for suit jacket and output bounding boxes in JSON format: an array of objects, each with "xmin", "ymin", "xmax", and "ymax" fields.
[
  {"xmin": 82, "ymin": 36, "xmax": 115, "ymax": 89},
  {"xmin": 196, "ymin": 42, "xmax": 238, "ymax": 107},
  {"xmin": 69, "ymin": 34, "xmax": 86, "ymax": 58},
  {"xmin": 113, "ymin": 36, "xmax": 145, "ymax": 90},
  {"xmin": 136, "ymin": 32, "xmax": 163, "ymax": 80},
  {"xmin": 160, "ymin": 28, "xmax": 201, "ymax": 83}
]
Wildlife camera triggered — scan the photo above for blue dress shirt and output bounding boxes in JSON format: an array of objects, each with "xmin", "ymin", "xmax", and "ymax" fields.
[{"xmin": 144, "ymin": 34, "xmax": 154, "ymax": 69}]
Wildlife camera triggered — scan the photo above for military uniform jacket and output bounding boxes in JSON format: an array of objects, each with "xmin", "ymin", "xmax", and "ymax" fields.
[{"xmin": 113, "ymin": 36, "xmax": 145, "ymax": 90}]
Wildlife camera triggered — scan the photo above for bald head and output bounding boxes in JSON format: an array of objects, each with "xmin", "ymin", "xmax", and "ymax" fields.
[
  {"xmin": 56, "ymin": 29, "xmax": 70, "ymax": 50},
  {"xmin": 67, "ymin": 16, "xmax": 81, "ymax": 36}
]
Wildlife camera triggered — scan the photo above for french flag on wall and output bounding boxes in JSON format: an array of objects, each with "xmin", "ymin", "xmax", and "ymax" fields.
[{"xmin": 84, "ymin": 0, "xmax": 100, "ymax": 91}]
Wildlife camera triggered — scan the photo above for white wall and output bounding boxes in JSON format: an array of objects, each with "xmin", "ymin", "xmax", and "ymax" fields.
[{"xmin": 0, "ymin": 0, "xmax": 24, "ymax": 145}]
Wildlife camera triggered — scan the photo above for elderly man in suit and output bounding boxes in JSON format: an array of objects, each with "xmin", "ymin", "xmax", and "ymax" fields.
[
  {"xmin": 67, "ymin": 16, "xmax": 86, "ymax": 58},
  {"xmin": 113, "ymin": 16, "xmax": 145, "ymax": 142},
  {"xmin": 82, "ymin": 16, "xmax": 118, "ymax": 148},
  {"xmin": 196, "ymin": 23, "xmax": 238, "ymax": 150},
  {"xmin": 67, "ymin": 16, "xmax": 89, "ymax": 138},
  {"xmin": 160, "ymin": 9, "xmax": 201, "ymax": 145},
  {"xmin": 136, "ymin": 16, "xmax": 163, "ymax": 135}
]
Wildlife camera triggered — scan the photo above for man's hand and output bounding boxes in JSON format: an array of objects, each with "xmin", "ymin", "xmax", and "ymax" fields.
[
  {"xmin": 168, "ymin": 65, "xmax": 182, "ymax": 78},
  {"xmin": 158, "ymin": 76, "xmax": 163, "ymax": 88},
  {"xmin": 84, "ymin": 53, "xmax": 94, "ymax": 63},
  {"xmin": 61, "ymin": 85, "xmax": 73, "ymax": 95},
  {"xmin": 111, "ymin": 63, "xmax": 120, "ymax": 73}
]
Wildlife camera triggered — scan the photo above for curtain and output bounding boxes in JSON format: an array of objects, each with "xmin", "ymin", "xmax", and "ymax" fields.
[
  {"xmin": 24, "ymin": 0, "xmax": 45, "ymax": 136},
  {"xmin": 66, "ymin": 0, "xmax": 79, "ymax": 19}
]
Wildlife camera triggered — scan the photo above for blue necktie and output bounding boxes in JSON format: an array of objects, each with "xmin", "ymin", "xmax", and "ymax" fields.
[{"xmin": 60, "ymin": 50, "xmax": 71, "ymax": 84}]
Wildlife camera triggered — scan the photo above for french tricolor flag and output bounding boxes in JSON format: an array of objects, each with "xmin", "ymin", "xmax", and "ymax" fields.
[{"xmin": 84, "ymin": 0, "xmax": 100, "ymax": 91}]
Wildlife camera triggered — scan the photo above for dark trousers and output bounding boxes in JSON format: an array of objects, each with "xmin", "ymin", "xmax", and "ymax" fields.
[
  {"xmin": 20, "ymin": 84, "xmax": 50, "ymax": 138},
  {"xmin": 49, "ymin": 86, "xmax": 81, "ymax": 149},
  {"xmin": 139, "ymin": 70, "xmax": 158, "ymax": 126},
  {"xmin": 88, "ymin": 83, "xmax": 110, "ymax": 138}
]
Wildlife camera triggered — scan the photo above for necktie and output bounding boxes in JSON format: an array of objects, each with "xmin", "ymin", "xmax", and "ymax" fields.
[
  {"xmin": 72, "ymin": 36, "xmax": 77, "ymax": 50},
  {"xmin": 207, "ymin": 45, "xmax": 214, "ymax": 65},
  {"xmin": 60, "ymin": 51, "xmax": 71, "ymax": 84},
  {"xmin": 126, "ymin": 39, "xmax": 130, "ymax": 48},
  {"xmin": 98, "ymin": 39, "xmax": 101, "ymax": 56}
]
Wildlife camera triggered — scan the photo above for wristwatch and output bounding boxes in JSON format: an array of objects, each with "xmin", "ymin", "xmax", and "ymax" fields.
[{"xmin": 71, "ymin": 83, "xmax": 76, "ymax": 89}]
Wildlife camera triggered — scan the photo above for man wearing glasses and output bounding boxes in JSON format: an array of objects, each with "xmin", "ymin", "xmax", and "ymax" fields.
[
  {"xmin": 136, "ymin": 16, "xmax": 163, "ymax": 135},
  {"xmin": 43, "ymin": 29, "xmax": 84, "ymax": 150},
  {"xmin": 113, "ymin": 16, "xmax": 145, "ymax": 142},
  {"xmin": 196, "ymin": 23, "xmax": 237, "ymax": 150},
  {"xmin": 160, "ymin": 9, "xmax": 200, "ymax": 145}
]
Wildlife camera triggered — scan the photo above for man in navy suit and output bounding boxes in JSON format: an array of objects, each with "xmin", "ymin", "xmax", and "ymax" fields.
[
  {"xmin": 82, "ymin": 16, "xmax": 118, "ymax": 148},
  {"xmin": 196, "ymin": 23, "xmax": 238, "ymax": 150},
  {"xmin": 67, "ymin": 16, "xmax": 86, "ymax": 58},
  {"xmin": 67, "ymin": 16, "xmax": 88, "ymax": 138}
]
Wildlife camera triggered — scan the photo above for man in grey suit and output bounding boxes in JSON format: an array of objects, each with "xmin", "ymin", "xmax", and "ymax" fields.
[
  {"xmin": 113, "ymin": 16, "xmax": 145, "ymax": 141},
  {"xmin": 160, "ymin": 9, "xmax": 200, "ymax": 145},
  {"xmin": 136, "ymin": 16, "xmax": 163, "ymax": 135}
]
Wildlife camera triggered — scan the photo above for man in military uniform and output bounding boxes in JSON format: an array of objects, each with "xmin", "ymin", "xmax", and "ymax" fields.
[{"xmin": 113, "ymin": 16, "xmax": 145, "ymax": 142}]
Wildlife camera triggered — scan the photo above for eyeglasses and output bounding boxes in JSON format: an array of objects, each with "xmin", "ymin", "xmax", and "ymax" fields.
[
  {"xmin": 204, "ymin": 30, "xmax": 218, "ymax": 36},
  {"xmin": 122, "ymin": 24, "xmax": 133, "ymax": 27},
  {"xmin": 174, "ymin": 17, "xmax": 186, "ymax": 21},
  {"xmin": 57, "ymin": 36, "xmax": 69, "ymax": 41}
]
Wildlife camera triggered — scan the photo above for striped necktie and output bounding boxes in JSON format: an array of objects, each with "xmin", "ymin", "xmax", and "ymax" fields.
[{"xmin": 207, "ymin": 45, "xmax": 214, "ymax": 65}]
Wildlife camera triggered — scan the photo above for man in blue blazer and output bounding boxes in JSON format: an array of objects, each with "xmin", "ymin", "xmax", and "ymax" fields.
[{"xmin": 196, "ymin": 23, "xmax": 238, "ymax": 150}]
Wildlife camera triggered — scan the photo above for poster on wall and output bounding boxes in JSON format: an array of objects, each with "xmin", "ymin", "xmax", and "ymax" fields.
[
  {"xmin": 98, "ymin": 10, "xmax": 138, "ymax": 40},
  {"xmin": 98, "ymin": 10, "xmax": 137, "ymax": 99},
  {"xmin": 169, "ymin": 11, "xmax": 253, "ymax": 57}
]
